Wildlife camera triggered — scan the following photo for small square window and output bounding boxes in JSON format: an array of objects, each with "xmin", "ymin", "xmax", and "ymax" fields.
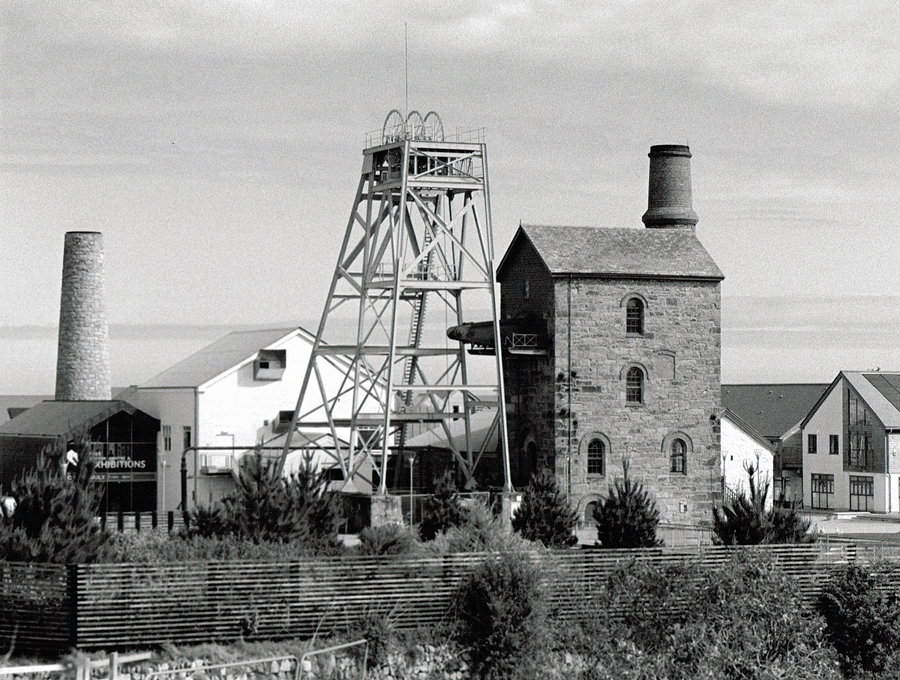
[
  {"xmin": 829, "ymin": 434, "xmax": 839, "ymax": 455},
  {"xmin": 807, "ymin": 434, "xmax": 817, "ymax": 454}
]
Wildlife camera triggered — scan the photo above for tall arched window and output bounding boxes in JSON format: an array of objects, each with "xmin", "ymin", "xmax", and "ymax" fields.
[
  {"xmin": 626, "ymin": 367, "xmax": 644, "ymax": 403},
  {"xmin": 670, "ymin": 438, "xmax": 687, "ymax": 474},
  {"xmin": 626, "ymin": 297, "xmax": 644, "ymax": 335},
  {"xmin": 587, "ymin": 438, "xmax": 605, "ymax": 475}
]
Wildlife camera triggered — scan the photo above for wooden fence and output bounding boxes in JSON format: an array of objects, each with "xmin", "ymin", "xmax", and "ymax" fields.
[{"xmin": 3, "ymin": 539, "xmax": 900, "ymax": 653}]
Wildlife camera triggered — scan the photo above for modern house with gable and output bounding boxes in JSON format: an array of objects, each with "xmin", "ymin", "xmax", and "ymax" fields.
[
  {"xmin": 722, "ymin": 383, "xmax": 829, "ymax": 505},
  {"xmin": 802, "ymin": 371, "xmax": 900, "ymax": 513}
]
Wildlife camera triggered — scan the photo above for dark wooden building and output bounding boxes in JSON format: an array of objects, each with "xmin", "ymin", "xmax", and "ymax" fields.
[{"xmin": 0, "ymin": 400, "xmax": 159, "ymax": 513}]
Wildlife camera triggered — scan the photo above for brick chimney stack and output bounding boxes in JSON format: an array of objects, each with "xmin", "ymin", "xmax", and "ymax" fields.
[
  {"xmin": 641, "ymin": 144, "xmax": 699, "ymax": 230},
  {"xmin": 55, "ymin": 231, "xmax": 111, "ymax": 401}
]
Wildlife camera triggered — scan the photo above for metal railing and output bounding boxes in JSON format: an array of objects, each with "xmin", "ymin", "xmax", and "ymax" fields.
[{"xmin": 0, "ymin": 652, "xmax": 151, "ymax": 680}]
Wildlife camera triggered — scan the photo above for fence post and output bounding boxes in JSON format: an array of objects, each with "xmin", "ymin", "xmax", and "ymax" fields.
[
  {"xmin": 67, "ymin": 563, "xmax": 79, "ymax": 649},
  {"xmin": 117, "ymin": 512, "xmax": 124, "ymax": 532},
  {"xmin": 151, "ymin": 512, "xmax": 158, "ymax": 530},
  {"xmin": 135, "ymin": 512, "xmax": 141, "ymax": 532}
]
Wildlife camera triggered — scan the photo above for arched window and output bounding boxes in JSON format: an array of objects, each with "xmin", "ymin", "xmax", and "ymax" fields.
[
  {"xmin": 670, "ymin": 438, "xmax": 687, "ymax": 474},
  {"xmin": 626, "ymin": 367, "xmax": 644, "ymax": 403},
  {"xmin": 587, "ymin": 438, "xmax": 605, "ymax": 475},
  {"xmin": 585, "ymin": 501, "xmax": 597, "ymax": 525},
  {"xmin": 626, "ymin": 297, "xmax": 644, "ymax": 335}
]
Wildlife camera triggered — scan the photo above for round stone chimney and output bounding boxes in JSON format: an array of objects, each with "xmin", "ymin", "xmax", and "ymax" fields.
[
  {"xmin": 55, "ymin": 231, "xmax": 111, "ymax": 401},
  {"xmin": 641, "ymin": 144, "xmax": 699, "ymax": 229}
]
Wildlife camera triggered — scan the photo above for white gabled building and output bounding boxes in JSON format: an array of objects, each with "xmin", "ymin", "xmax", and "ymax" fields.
[
  {"xmin": 720, "ymin": 409, "xmax": 775, "ymax": 511},
  {"xmin": 129, "ymin": 327, "xmax": 370, "ymax": 513},
  {"xmin": 802, "ymin": 371, "xmax": 900, "ymax": 513}
]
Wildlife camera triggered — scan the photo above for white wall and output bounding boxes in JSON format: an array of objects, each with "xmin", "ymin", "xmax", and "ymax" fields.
[
  {"xmin": 720, "ymin": 416, "xmax": 774, "ymax": 511},
  {"xmin": 129, "ymin": 387, "xmax": 195, "ymax": 514},
  {"xmin": 803, "ymin": 382, "xmax": 845, "ymax": 509}
]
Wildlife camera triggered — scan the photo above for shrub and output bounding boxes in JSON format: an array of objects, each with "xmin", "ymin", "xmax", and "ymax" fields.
[
  {"xmin": 820, "ymin": 562, "xmax": 900, "ymax": 677},
  {"xmin": 104, "ymin": 532, "xmax": 327, "ymax": 562},
  {"xmin": 713, "ymin": 464, "xmax": 814, "ymax": 545},
  {"xmin": 0, "ymin": 443, "xmax": 111, "ymax": 563},
  {"xmin": 183, "ymin": 451, "xmax": 343, "ymax": 554},
  {"xmin": 453, "ymin": 551, "xmax": 547, "ymax": 679},
  {"xmin": 567, "ymin": 551, "xmax": 840, "ymax": 679},
  {"xmin": 424, "ymin": 500, "xmax": 532, "ymax": 554},
  {"xmin": 593, "ymin": 460, "xmax": 663, "ymax": 549},
  {"xmin": 356, "ymin": 523, "xmax": 419, "ymax": 556},
  {"xmin": 512, "ymin": 469, "xmax": 578, "ymax": 549},
  {"xmin": 419, "ymin": 471, "xmax": 466, "ymax": 541}
]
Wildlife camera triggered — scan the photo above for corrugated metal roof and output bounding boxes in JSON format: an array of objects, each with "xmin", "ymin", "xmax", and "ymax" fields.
[
  {"xmin": 0, "ymin": 400, "xmax": 153, "ymax": 439},
  {"xmin": 140, "ymin": 327, "xmax": 304, "ymax": 389},
  {"xmin": 506, "ymin": 225, "xmax": 724, "ymax": 280},
  {"xmin": 721, "ymin": 384, "xmax": 829, "ymax": 440}
]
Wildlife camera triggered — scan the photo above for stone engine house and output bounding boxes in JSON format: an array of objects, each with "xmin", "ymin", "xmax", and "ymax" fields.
[{"xmin": 498, "ymin": 145, "xmax": 724, "ymax": 526}]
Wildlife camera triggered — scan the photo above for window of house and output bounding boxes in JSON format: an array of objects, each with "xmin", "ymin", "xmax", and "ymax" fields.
[
  {"xmin": 670, "ymin": 438, "xmax": 686, "ymax": 474},
  {"xmin": 807, "ymin": 434, "xmax": 818, "ymax": 454},
  {"xmin": 811, "ymin": 473, "xmax": 834, "ymax": 509},
  {"xmin": 849, "ymin": 475, "xmax": 874, "ymax": 511},
  {"xmin": 850, "ymin": 394, "xmax": 871, "ymax": 425},
  {"xmin": 626, "ymin": 367, "xmax": 644, "ymax": 403},
  {"xmin": 162, "ymin": 425, "xmax": 172, "ymax": 452},
  {"xmin": 183, "ymin": 426, "xmax": 192, "ymax": 450},
  {"xmin": 626, "ymin": 298, "xmax": 644, "ymax": 335},
  {"xmin": 523, "ymin": 279, "xmax": 530, "ymax": 299},
  {"xmin": 587, "ymin": 439, "xmax": 605, "ymax": 475},
  {"xmin": 849, "ymin": 434, "xmax": 873, "ymax": 468},
  {"xmin": 829, "ymin": 434, "xmax": 839, "ymax": 455}
]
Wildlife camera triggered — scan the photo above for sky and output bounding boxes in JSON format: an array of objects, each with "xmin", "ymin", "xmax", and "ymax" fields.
[{"xmin": 2, "ymin": 1, "xmax": 900, "ymax": 393}]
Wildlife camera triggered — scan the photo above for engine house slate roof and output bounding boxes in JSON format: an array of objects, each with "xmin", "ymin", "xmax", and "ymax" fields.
[
  {"xmin": 721, "ymin": 384, "xmax": 829, "ymax": 440},
  {"xmin": 498, "ymin": 224, "xmax": 724, "ymax": 281},
  {"xmin": 141, "ymin": 327, "xmax": 306, "ymax": 389}
]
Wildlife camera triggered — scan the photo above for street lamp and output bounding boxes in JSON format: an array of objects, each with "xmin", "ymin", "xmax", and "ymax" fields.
[{"xmin": 406, "ymin": 450, "xmax": 417, "ymax": 526}]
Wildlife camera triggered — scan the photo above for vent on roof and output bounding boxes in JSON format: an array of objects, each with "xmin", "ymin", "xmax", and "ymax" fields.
[
  {"xmin": 254, "ymin": 349, "xmax": 287, "ymax": 381},
  {"xmin": 272, "ymin": 410, "xmax": 294, "ymax": 434}
]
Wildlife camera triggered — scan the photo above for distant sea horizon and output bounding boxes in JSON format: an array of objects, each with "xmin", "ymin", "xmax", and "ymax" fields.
[{"xmin": 2, "ymin": 295, "xmax": 899, "ymax": 395}]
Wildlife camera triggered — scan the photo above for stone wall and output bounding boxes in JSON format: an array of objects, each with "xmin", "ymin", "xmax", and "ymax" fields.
[{"xmin": 506, "ymin": 275, "xmax": 722, "ymax": 527}]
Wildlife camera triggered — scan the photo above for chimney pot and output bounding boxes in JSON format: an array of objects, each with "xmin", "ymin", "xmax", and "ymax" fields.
[{"xmin": 642, "ymin": 144, "xmax": 699, "ymax": 229}]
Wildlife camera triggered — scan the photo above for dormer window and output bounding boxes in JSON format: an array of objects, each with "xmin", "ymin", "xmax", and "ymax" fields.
[
  {"xmin": 254, "ymin": 349, "xmax": 287, "ymax": 381},
  {"xmin": 626, "ymin": 298, "xmax": 644, "ymax": 335}
]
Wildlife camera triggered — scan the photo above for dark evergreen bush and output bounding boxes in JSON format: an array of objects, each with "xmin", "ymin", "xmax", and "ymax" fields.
[
  {"xmin": 593, "ymin": 460, "xmax": 663, "ymax": 549},
  {"xmin": 0, "ymin": 443, "xmax": 111, "ymax": 563},
  {"xmin": 184, "ymin": 451, "xmax": 343, "ymax": 554},
  {"xmin": 419, "ymin": 471, "xmax": 466, "ymax": 541},
  {"xmin": 511, "ymin": 468, "xmax": 578, "ymax": 548},
  {"xmin": 713, "ymin": 464, "xmax": 814, "ymax": 545},
  {"xmin": 454, "ymin": 551, "xmax": 548, "ymax": 679},
  {"xmin": 820, "ymin": 562, "xmax": 900, "ymax": 677}
]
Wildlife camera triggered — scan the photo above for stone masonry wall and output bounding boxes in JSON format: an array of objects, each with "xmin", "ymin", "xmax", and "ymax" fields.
[
  {"xmin": 507, "ymin": 275, "xmax": 722, "ymax": 527},
  {"xmin": 55, "ymin": 231, "xmax": 111, "ymax": 401}
]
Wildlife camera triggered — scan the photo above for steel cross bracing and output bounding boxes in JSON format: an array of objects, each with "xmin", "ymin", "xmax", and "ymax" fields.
[{"xmin": 279, "ymin": 134, "xmax": 512, "ymax": 494}]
